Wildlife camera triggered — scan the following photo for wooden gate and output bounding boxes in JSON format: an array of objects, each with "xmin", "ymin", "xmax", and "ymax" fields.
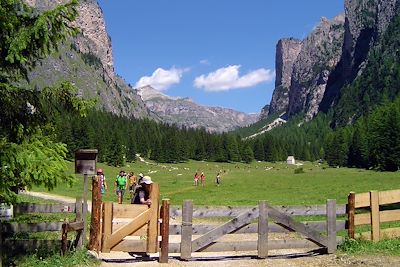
[
  {"xmin": 100, "ymin": 183, "xmax": 160, "ymax": 253},
  {"xmin": 177, "ymin": 199, "xmax": 337, "ymax": 259}
]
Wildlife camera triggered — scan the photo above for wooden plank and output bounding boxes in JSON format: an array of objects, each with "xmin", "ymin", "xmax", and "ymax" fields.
[
  {"xmin": 108, "ymin": 209, "xmax": 150, "ymax": 249},
  {"xmin": 159, "ymin": 199, "xmax": 170, "ymax": 263},
  {"xmin": 326, "ymin": 199, "xmax": 336, "ymax": 253},
  {"xmin": 13, "ymin": 203, "xmax": 75, "ymax": 214},
  {"xmin": 2, "ymin": 222, "xmax": 63, "ymax": 233},
  {"xmin": 67, "ymin": 221, "xmax": 84, "ymax": 232},
  {"xmin": 112, "ymin": 224, "xmax": 148, "ymax": 236},
  {"xmin": 61, "ymin": 222, "xmax": 68, "ymax": 256},
  {"xmin": 181, "ymin": 200, "xmax": 193, "ymax": 260},
  {"xmin": 82, "ymin": 173, "xmax": 89, "ymax": 245},
  {"xmin": 370, "ymin": 191, "xmax": 380, "ymax": 242},
  {"xmin": 170, "ymin": 204, "xmax": 347, "ymax": 218},
  {"xmin": 265, "ymin": 202, "xmax": 327, "ymax": 247},
  {"xmin": 75, "ymin": 197, "xmax": 83, "ymax": 248},
  {"xmin": 111, "ymin": 240, "xmax": 147, "ymax": 252},
  {"xmin": 101, "ymin": 202, "xmax": 113, "ymax": 253},
  {"xmin": 347, "ymin": 192, "xmax": 355, "ymax": 238},
  {"xmin": 113, "ymin": 205, "xmax": 149, "ymax": 218},
  {"xmin": 3, "ymin": 240, "xmax": 65, "ymax": 253},
  {"xmin": 147, "ymin": 183, "xmax": 160, "ymax": 253},
  {"xmin": 379, "ymin": 189, "xmax": 400, "ymax": 205},
  {"xmin": 354, "ymin": 210, "xmax": 400, "ymax": 226},
  {"xmin": 355, "ymin": 192, "xmax": 370, "ymax": 208},
  {"xmin": 168, "ymin": 220, "xmax": 346, "ymax": 235},
  {"xmin": 257, "ymin": 201, "xmax": 268, "ymax": 259},
  {"xmin": 357, "ymin": 228, "xmax": 400, "ymax": 240},
  {"xmin": 191, "ymin": 207, "xmax": 259, "ymax": 252}
]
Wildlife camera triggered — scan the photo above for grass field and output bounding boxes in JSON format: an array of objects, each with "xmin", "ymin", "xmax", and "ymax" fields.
[{"xmin": 32, "ymin": 159, "xmax": 400, "ymax": 206}]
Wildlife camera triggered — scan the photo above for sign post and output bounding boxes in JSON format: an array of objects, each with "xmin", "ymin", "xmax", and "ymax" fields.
[{"xmin": 75, "ymin": 149, "xmax": 98, "ymax": 245}]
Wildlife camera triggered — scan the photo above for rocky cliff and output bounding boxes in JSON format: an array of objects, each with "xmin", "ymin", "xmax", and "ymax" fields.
[
  {"xmin": 138, "ymin": 86, "xmax": 258, "ymax": 133},
  {"xmin": 266, "ymin": 38, "xmax": 302, "ymax": 117},
  {"xmin": 24, "ymin": 0, "xmax": 150, "ymax": 119}
]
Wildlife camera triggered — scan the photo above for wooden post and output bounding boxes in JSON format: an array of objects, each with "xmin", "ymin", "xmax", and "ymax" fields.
[
  {"xmin": 347, "ymin": 192, "xmax": 355, "ymax": 239},
  {"xmin": 147, "ymin": 183, "xmax": 160, "ymax": 253},
  {"xmin": 159, "ymin": 199, "xmax": 170, "ymax": 263},
  {"xmin": 89, "ymin": 175, "xmax": 102, "ymax": 251},
  {"xmin": 370, "ymin": 191, "xmax": 380, "ymax": 242},
  {"xmin": 326, "ymin": 199, "xmax": 337, "ymax": 253},
  {"xmin": 82, "ymin": 173, "xmax": 89, "ymax": 245},
  {"xmin": 75, "ymin": 197, "xmax": 83, "ymax": 248},
  {"xmin": 180, "ymin": 200, "xmax": 193, "ymax": 260},
  {"xmin": 61, "ymin": 221, "xmax": 68, "ymax": 256},
  {"xmin": 257, "ymin": 200, "xmax": 268, "ymax": 258},
  {"xmin": 101, "ymin": 202, "xmax": 113, "ymax": 253}
]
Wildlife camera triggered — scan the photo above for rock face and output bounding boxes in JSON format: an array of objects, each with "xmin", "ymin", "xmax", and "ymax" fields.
[
  {"xmin": 287, "ymin": 14, "xmax": 345, "ymax": 119},
  {"xmin": 138, "ymin": 86, "xmax": 259, "ymax": 133},
  {"xmin": 267, "ymin": 38, "xmax": 302, "ymax": 117},
  {"xmin": 25, "ymin": 0, "xmax": 150, "ymax": 119},
  {"xmin": 320, "ymin": 0, "xmax": 399, "ymax": 111}
]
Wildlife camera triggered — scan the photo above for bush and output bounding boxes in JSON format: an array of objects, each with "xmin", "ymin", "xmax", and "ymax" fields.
[{"xmin": 294, "ymin": 167, "xmax": 305, "ymax": 174}]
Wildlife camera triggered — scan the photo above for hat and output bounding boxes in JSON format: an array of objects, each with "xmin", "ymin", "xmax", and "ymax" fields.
[
  {"xmin": 140, "ymin": 176, "xmax": 153, "ymax": 185},
  {"xmin": 139, "ymin": 173, "xmax": 144, "ymax": 177}
]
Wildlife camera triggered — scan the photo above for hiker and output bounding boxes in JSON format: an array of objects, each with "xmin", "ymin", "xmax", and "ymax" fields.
[
  {"xmin": 97, "ymin": 168, "xmax": 107, "ymax": 194},
  {"xmin": 194, "ymin": 172, "xmax": 199, "ymax": 186},
  {"xmin": 138, "ymin": 173, "xmax": 144, "ymax": 185},
  {"xmin": 215, "ymin": 173, "xmax": 221, "ymax": 186},
  {"xmin": 200, "ymin": 172, "xmax": 205, "ymax": 186},
  {"xmin": 115, "ymin": 170, "xmax": 127, "ymax": 204},
  {"xmin": 131, "ymin": 176, "xmax": 153, "ymax": 206},
  {"xmin": 128, "ymin": 172, "xmax": 137, "ymax": 199}
]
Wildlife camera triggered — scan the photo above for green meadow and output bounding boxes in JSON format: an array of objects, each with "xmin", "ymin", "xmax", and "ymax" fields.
[{"xmin": 32, "ymin": 159, "xmax": 400, "ymax": 206}]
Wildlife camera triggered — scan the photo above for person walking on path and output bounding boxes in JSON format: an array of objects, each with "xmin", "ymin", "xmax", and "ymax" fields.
[
  {"xmin": 215, "ymin": 173, "xmax": 221, "ymax": 186},
  {"xmin": 115, "ymin": 170, "xmax": 127, "ymax": 204},
  {"xmin": 128, "ymin": 172, "xmax": 137, "ymax": 200},
  {"xmin": 194, "ymin": 172, "xmax": 199, "ymax": 186},
  {"xmin": 97, "ymin": 168, "xmax": 107, "ymax": 194},
  {"xmin": 200, "ymin": 172, "xmax": 205, "ymax": 187}
]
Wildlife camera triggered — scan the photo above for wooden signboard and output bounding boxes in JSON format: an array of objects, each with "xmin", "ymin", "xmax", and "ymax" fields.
[{"xmin": 75, "ymin": 149, "xmax": 98, "ymax": 175}]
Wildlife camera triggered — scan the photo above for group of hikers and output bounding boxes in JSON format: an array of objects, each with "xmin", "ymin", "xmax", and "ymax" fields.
[
  {"xmin": 194, "ymin": 171, "xmax": 221, "ymax": 186},
  {"xmin": 95, "ymin": 169, "xmax": 153, "ymax": 205}
]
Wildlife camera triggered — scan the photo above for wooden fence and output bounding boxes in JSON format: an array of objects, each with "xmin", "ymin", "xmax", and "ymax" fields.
[
  {"xmin": 347, "ymin": 189, "xmax": 400, "ymax": 241},
  {"xmin": 162, "ymin": 200, "xmax": 347, "ymax": 260},
  {"xmin": 0, "ymin": 198, "xmax": 84, "ymax": 259}
]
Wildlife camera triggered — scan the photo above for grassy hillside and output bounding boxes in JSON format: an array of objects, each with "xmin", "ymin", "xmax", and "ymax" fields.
[{"xmin": 32, "ymin": 159, "xmax": 400, "ymax": 206}]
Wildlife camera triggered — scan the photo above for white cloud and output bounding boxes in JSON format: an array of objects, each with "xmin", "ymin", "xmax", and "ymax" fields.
[
  {"xmin": 194, "ymin": 65, "xmax": 275, "ymax": 92},
  {"xmin": 135, "ymin": 67, "xmax": 186, "ymax": 91}
]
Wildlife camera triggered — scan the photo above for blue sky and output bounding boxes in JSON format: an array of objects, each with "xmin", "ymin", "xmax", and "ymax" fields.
[{"xmin": 97, "ymin": 0, "xmax": 344, "ymax": 114}]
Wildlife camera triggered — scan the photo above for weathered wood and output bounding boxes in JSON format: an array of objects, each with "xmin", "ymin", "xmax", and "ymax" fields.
[
  {"xmin": 266, "ymin": 202, "xmax": 327, "ymax": 247},
  {"xmin": 168, "ymin": 220, "xmax": 346, "ymax": 235},
  {"xmin": 113, "ymin": 204, "xmax": 148, "ymax": 218},
  {"xmin": 180, "ymin": 200, "xmax": 193, "ymax": 260},
  {"xmin": 13, "ymin": 203, "xmax": 74, "ymax": 214},
  {"xmin": 61, "ymin": 222, "xmax": 68, "ymax": 256},
  {"xmin": 257, "ymin": 201, "xmax": 268, "ymax": 259},
  {"xmin": 89, "ymin": 175, "xmax": 102, "ymax": 251},
  {"xmin": 378, "ymin": 189, "xmax": 400, "ymax": 205},
  {"xmin": 170, "ymin": 204, "xmax": 347, "ymax": 217},
  {"xmin": 112, "ymin": 223, "xmax": 148, "ymax": 236},
  {"xmin": 3, "ymin": 240, "xmax": 65, "ymax": 253},
  {"xmin": 191, "ymin": 207, "xmax": 259, "ymax": 252},
  {"xmin": 159, "ymin": 199, "xmax": 170, "ymax": 263},
  {"xmin": 370, "ymin": 191, "xmax": 380, "ymax": 242},
  {"xmin": 82, "ymin": 173, "xmax": 89, "ymax": 245},
  {"xmin": 101, "ymin": 202, "xmax": 113, "ymax": 253},
  {"xmin": 356, "ymin": 227, "xmax": 400, "ymax": 240},
  {"xmin": 147, "ymin": 183, "xmax": 160, "ymax": 253},
  {"xmin": 108, "ymin": 209, "xmax": 150, "ymax": 249},
  {"xmin": 66, "ymin": 221, "xmax": 84, "ymax": 232},
  {"xmin": 354, "ymin": 210, "xmax": 400, "ymax": 226},
  {"xmin": 347, "ymin": 192, "xmax": 355, "ymax": 239},
  {"xmin": 111, "ymin": 239, "xmax": 147, "ymax": 252},
  {"xmin": 355, "ymin": 192, "xmax": 370, "ymax": 208},
  {"xmin": 326, "ymin": 199, "xmax": 336, "ymax": 253},
  {"xmin": 2, "ymin": 222, "xmax": 63, "ymax": 233},
  {"xmin": 75, "ymin": 197, "xmax": 83, "ymax": 248}
]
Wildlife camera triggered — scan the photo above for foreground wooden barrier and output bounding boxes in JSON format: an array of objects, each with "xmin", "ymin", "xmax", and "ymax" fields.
[{"xmin": 348, "ymin": 189, "xmax": 400, "ymax": 241}]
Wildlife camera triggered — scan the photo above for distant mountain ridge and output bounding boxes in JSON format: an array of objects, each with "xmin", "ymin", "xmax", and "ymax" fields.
[{"xmin": 137, "ymin": 86, "xmax": 259, "ymax": 133}]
